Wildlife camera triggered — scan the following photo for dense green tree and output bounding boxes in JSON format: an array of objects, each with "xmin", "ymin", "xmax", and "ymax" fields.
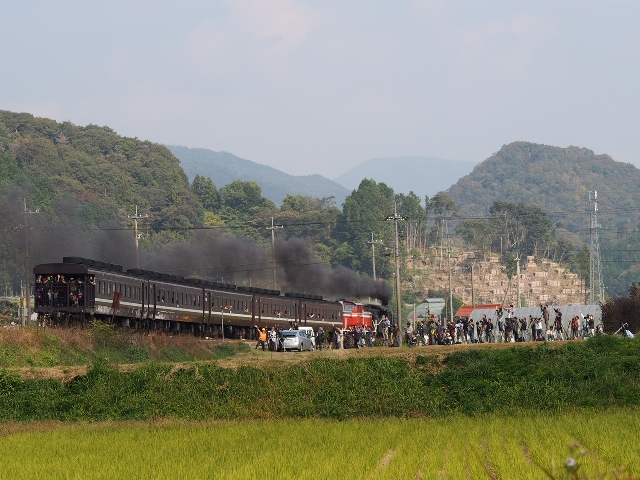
[
  {"xmin": 338, "ymin": 179, "xmax": 396, "ymax": 277},
  {"xmin": 278, "ymin": 195, "xmax": 340, "ymax": 244},
  {"xmin": 217, "ymin": 180, "xmax": 276, "ymax": 242},
  {"xmin": 191, "ymin": 175, "xmax": 220, "ymax": 211},
  {"xmin": 0, "ymin": 150, "xmax": 21, "ymax": 185}
]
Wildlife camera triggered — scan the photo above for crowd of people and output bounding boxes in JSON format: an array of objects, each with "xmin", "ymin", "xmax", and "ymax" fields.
[
  {"xmin": 253, "ymin": 304, "xmax": 601, "ymax": 351},
  {"xmin": 35, "ymin": 275, "xmax": 95, "ymax": 308}
]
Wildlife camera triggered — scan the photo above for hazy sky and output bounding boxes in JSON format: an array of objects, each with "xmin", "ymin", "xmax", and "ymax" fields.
[{"xmin": 2, "ymin": 1, "xmax": 639, "ymax": 178}]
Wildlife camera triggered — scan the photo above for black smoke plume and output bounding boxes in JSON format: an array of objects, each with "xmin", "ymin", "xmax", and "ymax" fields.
[
  {"xmin": 29, "ymin": 215, "xmax": 391, "ymax": 304},
  {"xmin": 275, "ymin": 237, "xmax": 392, "ymax": 304}
]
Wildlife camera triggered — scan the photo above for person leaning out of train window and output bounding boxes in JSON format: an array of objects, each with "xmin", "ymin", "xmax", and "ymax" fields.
[
  {"xmin": 77, "ymin": 279, "xmax": 84, "ymax": 306},
  {"xmin": 254, "ymin": 326, "xmax": 267, "ymax": 350}
]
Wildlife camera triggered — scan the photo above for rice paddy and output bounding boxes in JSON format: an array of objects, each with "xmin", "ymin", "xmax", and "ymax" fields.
[{"xmin": 1, "ymin": 409, "xmax": 638, "ymax": 479}]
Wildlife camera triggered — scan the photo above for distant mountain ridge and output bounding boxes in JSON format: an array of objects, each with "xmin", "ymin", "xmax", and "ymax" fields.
[
  {"xmin": 168, "ymin": 146, "xmax": 350, "ymax": 207},
  {"xmin": 333, "ymin": 156, "xmax": 475, "ymax": 199},
  {"xmin": 447, "ymin": 141, "xmax": 640, "ymax": 237}
]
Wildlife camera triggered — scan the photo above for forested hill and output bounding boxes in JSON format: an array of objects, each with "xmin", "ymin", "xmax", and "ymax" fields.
[
  {"xmin": 168, "ymin": 146, "xmax": 350, "ymax": 207},
  {"xmin": 0, "ymin": 110, "xmax": 204, "ymax": 281},
  {"xmin": 448, "ymin": 142, "xmax": 640, "ymax": 241},
  {"xmin": 0, "ymin": 111, "xmax": 201, "ymax": 231}
]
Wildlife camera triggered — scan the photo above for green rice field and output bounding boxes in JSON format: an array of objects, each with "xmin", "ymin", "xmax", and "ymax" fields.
[{"xmin": 1, "ymin": 409, "xmax": 638, "ymax": 479}]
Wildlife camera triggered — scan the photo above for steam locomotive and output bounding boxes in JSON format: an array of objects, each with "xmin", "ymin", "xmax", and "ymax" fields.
[{"xmin": 33, "ymin": 257, "xmax": 391, "ymax": 339}]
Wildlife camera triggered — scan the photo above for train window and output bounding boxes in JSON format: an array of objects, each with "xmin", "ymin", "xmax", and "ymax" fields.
[{"xmin": 171, "ymin": 292, "xmax": 175, "ymax": 304}]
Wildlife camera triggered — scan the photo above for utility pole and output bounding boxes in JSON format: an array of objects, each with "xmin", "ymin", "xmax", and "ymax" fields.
[
  {"xmin": 516, "ymin": 254, "xmax": 521, "ymax": 307},
  {"xmin": 366, "ymin": 233, "xmax": 380, "ymax": 281},
  {"xmin": 20, "ymin": 199, "xmax": 39, "ymax": 327},
  {"xmin": 445, "ymin": 218, "xmax": 454, "ymax": 324},
  {"xmin": 589, "ymin": 192, "xmax": 605, "ymax": 304},
  {"xmin": 386, "ymin": 203, "xmax": 405, "ymax": 327},
  {"xmin": 470, "ymin": 263, "xmax": 475, "ymax": 307},
  {"xmin": 448, "ymin": 248, "xmax": 453, "ymax": 324},
  {"xmin": 128, "ymin": 205, "xmax": 148, "ymax": 269},
  {"xmin": 266, "ymin": 217, "xmax": 283, "ymax": 290}
]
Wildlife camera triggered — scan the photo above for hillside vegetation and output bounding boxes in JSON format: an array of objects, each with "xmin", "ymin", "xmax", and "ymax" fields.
[
  {"xmin": 448, "ymin": 142, "xmax": 640, "ymax": 240},
  {"xmin": 0, "ymin": 111, "xmax": 201, "ymax": 232},
  {"xmin": 2, "ymin": 109, "xmax": 639, "ymax": 306}
]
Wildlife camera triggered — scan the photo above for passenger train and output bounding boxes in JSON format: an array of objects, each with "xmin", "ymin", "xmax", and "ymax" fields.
[{"xmin": 33, "ymin": 257, "xmax": 391, "ymax": 339}]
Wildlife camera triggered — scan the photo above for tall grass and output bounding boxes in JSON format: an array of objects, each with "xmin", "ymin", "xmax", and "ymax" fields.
[
  {"xmin": 0, "ymin": 324, "xmax": 249, "ymax": 367},
  {"xmin": 0, "ymin": 410, "xmax": 638, "ymax": 479}
]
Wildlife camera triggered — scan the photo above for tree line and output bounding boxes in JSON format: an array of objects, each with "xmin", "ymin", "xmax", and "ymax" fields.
[{"xmin": 0, "ymin": 111, "xmax": 596, "ymax": 306}]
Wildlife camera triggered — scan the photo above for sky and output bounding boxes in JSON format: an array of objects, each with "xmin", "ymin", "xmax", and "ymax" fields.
[{"xmin": 2, "ymin": 1, "xmax": 639, "ymax": 178}]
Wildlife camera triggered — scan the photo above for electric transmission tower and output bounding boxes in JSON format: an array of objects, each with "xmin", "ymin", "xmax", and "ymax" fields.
[{"xmin": 589, "ymin": 191, "xmax": 605, "ymax": 304}]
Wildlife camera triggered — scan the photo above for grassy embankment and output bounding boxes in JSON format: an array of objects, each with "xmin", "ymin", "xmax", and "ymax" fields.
[
  {"xmin": 0, "ymin": 322, "xmax": 249, "ymax": 367},
  {"xmin": 0, "ymin": 328, "xmax": 638, "ymax": 422}
]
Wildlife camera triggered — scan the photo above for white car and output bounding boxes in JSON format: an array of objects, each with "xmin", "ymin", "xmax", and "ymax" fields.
[
  {"xmin": 297, "ymin": 326, "xmax": 315, "ymax": 349},
  {"xmin": 281, "ymin": 329, "xmax": 314, "ymax": 351}
]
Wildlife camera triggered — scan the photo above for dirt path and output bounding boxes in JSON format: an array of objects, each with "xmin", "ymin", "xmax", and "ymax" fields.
[{"xmin": 11, "ymin": 339, "xmax": 556, "ymax": 381}]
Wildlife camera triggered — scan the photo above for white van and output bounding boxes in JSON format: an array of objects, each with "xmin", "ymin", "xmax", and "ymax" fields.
[{"xmin": 297, "ymin": 326, "xmax": 315, "ymax": 349}]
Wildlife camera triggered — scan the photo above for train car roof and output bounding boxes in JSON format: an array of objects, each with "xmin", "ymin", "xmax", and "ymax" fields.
[{"xmin": 34, "ymin": 263, "xmax": 89, "ymax": 275}]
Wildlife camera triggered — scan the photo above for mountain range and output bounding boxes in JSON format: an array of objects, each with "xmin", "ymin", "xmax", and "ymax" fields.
[
  {"xmin": 168, "ymin": 146, "xmax": 350, "ymax": 207},
  {"xmin": 169, "ymin": 146, "xmax": 475, "ymax": 207}
]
